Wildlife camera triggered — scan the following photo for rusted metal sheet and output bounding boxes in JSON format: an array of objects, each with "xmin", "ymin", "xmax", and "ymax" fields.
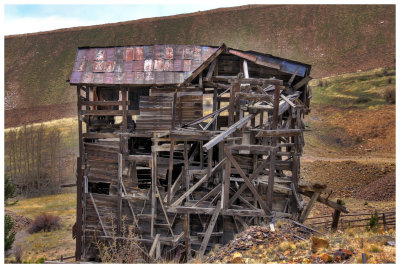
[
  {"xmin": 124, "ymin": 62, "xmax": 133, "ymax": 72},
  {"xmin": 174, "ymin": 72, "xmax": 185, "ymax": 84},
  {"xmin": 184, "ymin": 45, "xmax": 194, "ymax": 59},
  {"xmin": 193, "ymin": 46, "xmax": 202, "ymax": 60},
  {"xmin": 87, "ymin": 48, "xmax": 96, "ymax": 61},
  {"xmin": 84, "ymin": 61, "xmax": 93, "ymax": 72},
  {"xmin": 135, "ymin": 47, "xmax": 144, "ymax": 60},
  {"xmin": 155, "ymin": 72, "xmax": 164, "ymax": 84},
  {"xmin": 165, "ymin": 46, "xmax": 174, "ymax": 59},
  {"xmin": 144, "ymin": 46, "xmax": 154, "ymax": 59},
  {"xmin": 144, "ymin": 71, "xmax": 154, "ymax": 84},
  {"xmin": 165, "ymin": 72, "xmax": 174, "ymax": 84},
  {"xmin": 70, "ymin": 71, "xmax": 83, "ymax": 83},
  {"xmin": 154, "ymin": 45, "xmax": 165, "ymax": 59},
  {"xmin": 144, "ymin": 59, "xmax": 153, "ymax": 72},
  {"xmin": 124, "ymin": 47, "xmax": 135, "ymax": 61},
  {"xmin": 174, "ymin": 45, "xmax": 184, "ymax": 60},
  {"xmin": 134, "ymin": 72, "xmax": 144, "ymax": 84},
  {"xmin": 93, "ymin": 73, "xmax": 104, "ymax": 84},
  {"xmin": 191, "ymin": 60, "xmax": 202, "ymax": 71},
  {"xmin": 104, "ymin": 73, "xmax": 113, "ymax": 83},
  {"xmin": 105, "ymin": 61, "xmax": 115, "ymax": 72},
  {"xmin": 154, "ymin": 59, "xmax": 164, "ymax": 71},
  {"xmin": 114, "ymin": 62, "xmax": 124, "ymax": 73},
  {"xmin": 133, "ymin": 61, "xmax": 144, "ymax": 71},
  {"xmin": 183, "ymin": 60, "xmax": 192, "ymax": 72},
  {"xmin": 124, "ymin": 72, "xmax": 134, "ymax": 84},
  {"xmin": 81, "ymin": 72, "xmax": 93, "ymax": 83},
  {"xmin": 173, "ymin": 60, "xmax": 184, "ymax": 72},
  {"xmin": 164, "ymin": 60, "xmax": 173, "ymax": 71},
  {"xmin": 93, "ymin": 61, "xmax": 105, "ymax": 72},
  {"xmin": 115, "ymin": 47, "xmax": 124, "ymax": 61},
  {"xmin": 70, "ymin": 44, "xmax": 222, "ymax": 85},
  {"xmin": 95, "ymin": 49, "xmax": 106, "ymax": 61},
  {"xmin": 73, "ymin": 61, "xmax": 86, "ymax": 72},
  {"xmin": 106, "ymin": 48, "xmax": 115, "ymax": 61},
  {"xmin": 114, "ymin": 73, "xmax": 125, "ymax": 84}
]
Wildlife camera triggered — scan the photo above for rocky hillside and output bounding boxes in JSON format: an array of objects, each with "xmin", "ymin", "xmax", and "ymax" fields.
[{"xmin": 5, "ymin": 5, "xmax": 395, "ymax": 111}]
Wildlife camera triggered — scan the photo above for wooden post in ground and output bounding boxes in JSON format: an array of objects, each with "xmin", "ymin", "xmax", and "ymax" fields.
[
  {"xmin": 299, "ymin": 191, "xmax": 321, "ymax": 223},
  {"xmin": 117, "ymin": 153, "xmax": 123, "ymax": 235},
  {"xmin": 75, "ymin": 156, "xmax": 83, "ymax": 262},
  {"xmin": 331, "ymin": 199, "xmax": 342, "ymax": 231}
]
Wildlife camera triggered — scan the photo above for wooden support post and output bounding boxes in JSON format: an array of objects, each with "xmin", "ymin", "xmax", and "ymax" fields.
[
  {"xmin": 149, "ymin": 234, "xmax": 160, "ymax": 259},
  {"xmin": 222, "ymin": 145, "xmax": 231, "ymax": 210},
  {"xmin": 77, "ymin": 86, "xmax": 83, "ymax": 158},
  {"xmin": 331, "ymin": 199, "xmax": 342, "ymax": 231},
  {"xmin": 184, "ymin": 213, "xmax": 191, "ymax": 261},
  {"xmin": 131, "ymin": 161, "xmax": 138, "ymax": 187},
  {"xmin": 167, "ymin": 138, "xmax": 175, "ymax": 205},
  {"xmin": 212, "ymin": 88, "xmax": 218, "ymax": 130},
  {"xmin": 382, "ymin": 212, "xmax": 387, "ymax": 230},
  {"xmin": 171, "ymin": 90, "xmax": 177, "ymax": 130},
  {"xmin": 151, "ymin": 147, "xmax": 157, "ymax": 237},
  {"xmin": 184, "ymin": 141, "xmax": 189, "ymax": 202},
  {"xmin": 117, "ymin": 153, "xmax": 123, "ymax": 235},
  {"xmin": 266, "ymin": 148, "xmax": 276, "ymax": 216},
  {"xmin": 299, "ymin": 191, "xmax": 320, "ymax": 223},
  {"xmin": 198, "ymin": 201, "xmax": 221, "ymax": 258},
  {"xmin": 75, "ymin": 157, "xmax": 83, "ymax": 262}
]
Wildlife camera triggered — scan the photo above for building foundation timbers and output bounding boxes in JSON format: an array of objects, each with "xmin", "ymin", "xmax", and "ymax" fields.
[{"xmin": 71, "ymin": 45, "xmax": 348, "ymax": 262}]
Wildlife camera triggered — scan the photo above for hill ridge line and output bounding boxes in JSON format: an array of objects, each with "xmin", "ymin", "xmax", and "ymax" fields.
[{"xmin": 5, "ymin": 4, "xmax": 283, "ymax": 39}]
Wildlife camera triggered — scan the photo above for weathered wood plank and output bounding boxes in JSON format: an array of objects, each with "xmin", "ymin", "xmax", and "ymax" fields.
[
  {"xmin": 203, "ymin": 114, "xmax": 254, "ymax": 151},
  {"xmin": 198, "ymin": 201, "xmax": 221, "ymax": 258}
]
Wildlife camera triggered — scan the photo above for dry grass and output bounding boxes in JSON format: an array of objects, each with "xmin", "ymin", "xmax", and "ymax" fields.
[{"xmin": 4, "ymin": 193, "xmax": 76, "ymax": 263}]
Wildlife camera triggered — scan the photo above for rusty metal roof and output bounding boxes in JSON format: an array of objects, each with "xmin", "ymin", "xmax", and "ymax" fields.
[{"xmin": 69, "ymin": 45, "xmax": 219, "ymax": 85}]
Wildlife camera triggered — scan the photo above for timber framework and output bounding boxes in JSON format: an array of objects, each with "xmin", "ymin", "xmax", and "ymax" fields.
[{"xmin": 69, "ymin": 43, "xmax": 347, "ymax": 262}]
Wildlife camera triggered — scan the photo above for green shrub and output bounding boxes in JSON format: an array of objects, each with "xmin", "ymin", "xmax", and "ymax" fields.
[{"xmin": 5, "ymin": 214, "xmax": 16, "ymax": 251}]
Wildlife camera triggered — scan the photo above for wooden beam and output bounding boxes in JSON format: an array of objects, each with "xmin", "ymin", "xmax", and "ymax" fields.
[
  {"xmin": 198, "ymin": 201, "xmax": 222, "ymax": 258},
  {"xmin": 227, "ymin": 156, "xmax": 271, "ymax": 207},
  {"xmin": 149, "ymin": 234, "xmax": 160, "ymax": 259},
  {"xmin": 292, "ymin": 76, "xmax": 312, "ymax": 90},
  {"xmin": 222, "ymin": 146, "xmax": 231, "ymax": 210},
  {"xmin": 192, "ymin": 184, "xmax": 222, "ymax": 207},
  {"xmin": 224, "ymin": 147, "xmax": 271, "ymax": 216},
  {"xmin": 205, "ymin": 59, "xmax": 217, "ymax": 81},
  {"xmin": 89, "ymin": 193, "xmax": 108, "ymax": 237},
  {"xmin": 183, "ymin": 44, "xmax": 226, "ymax": 84},
  {"xmin": 117, "ymin": 154, "xmax": 123, "ymax": 235},
  {"xmin": 266, "ymin": 149, "xmax": 276, "ymax": 214},
  {"xmin": 203, "ymin": 114, "xmax": 254, "ymax": 151},
  {"xmin": 299, "ymin": 190, "xmax": 349, "ymax": 213},
  {"xmin": 170, "ymin": 158, "xmax": 226, "ymax": 207},
  {"xmin": 167, "ymin": 138, "xmax": 175, "ymax": 205},
  {"xmin": 299, "ymin": 191, "xmax": 320, "ymax": 223},
  {"xmin": 254, "ymin": 129, "xmax": 302, "ymax": 138},
  {"xmin": 236, "ymin": 92, "xmax": 273, "ymax": 102}
]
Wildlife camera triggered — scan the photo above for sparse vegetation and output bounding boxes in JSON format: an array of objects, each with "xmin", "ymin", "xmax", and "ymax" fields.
[
  {"xmin": 28, "ymin": 213, "xmax": 61, "ymax": 234},
  {"xmin": 95, "ymin": 217, "xmax": 144, "ymax": 263}
]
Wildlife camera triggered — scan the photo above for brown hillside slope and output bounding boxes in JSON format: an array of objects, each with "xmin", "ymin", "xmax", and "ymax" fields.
[{"xmin": 5, "ymin": 5, "xmax": 395, "ymax": 111}]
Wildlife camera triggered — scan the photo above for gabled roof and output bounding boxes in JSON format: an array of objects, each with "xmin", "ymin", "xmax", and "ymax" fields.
[
  {"xmin": 69, "ymin": 43, "xmax": 311, "ymax": 86},
  {"xmin": 69, "ymin": 44, "xmax": 220, "ymax": 85}
]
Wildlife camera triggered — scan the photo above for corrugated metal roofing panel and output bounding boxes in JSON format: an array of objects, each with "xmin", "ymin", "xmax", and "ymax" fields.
[{"xmin": 70, "ymin": 44, "xmax": 221, "ymax": 85}]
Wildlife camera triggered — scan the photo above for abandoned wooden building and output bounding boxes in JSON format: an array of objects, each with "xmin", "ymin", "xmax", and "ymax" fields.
[{"xmin": 69, "ymin": 43, "xmax": 348, "ymax": 262}]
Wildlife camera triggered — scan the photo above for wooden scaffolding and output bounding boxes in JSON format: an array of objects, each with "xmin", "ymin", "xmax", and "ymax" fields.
[{"xmin": 70, "ymin": 44, "xmax": 347, "ymax": 262}]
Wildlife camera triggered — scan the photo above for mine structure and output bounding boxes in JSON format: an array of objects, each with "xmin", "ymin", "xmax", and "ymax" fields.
[{"xmin": 69, "ymin": 43, "xmax": 348, "ymax": 262}]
